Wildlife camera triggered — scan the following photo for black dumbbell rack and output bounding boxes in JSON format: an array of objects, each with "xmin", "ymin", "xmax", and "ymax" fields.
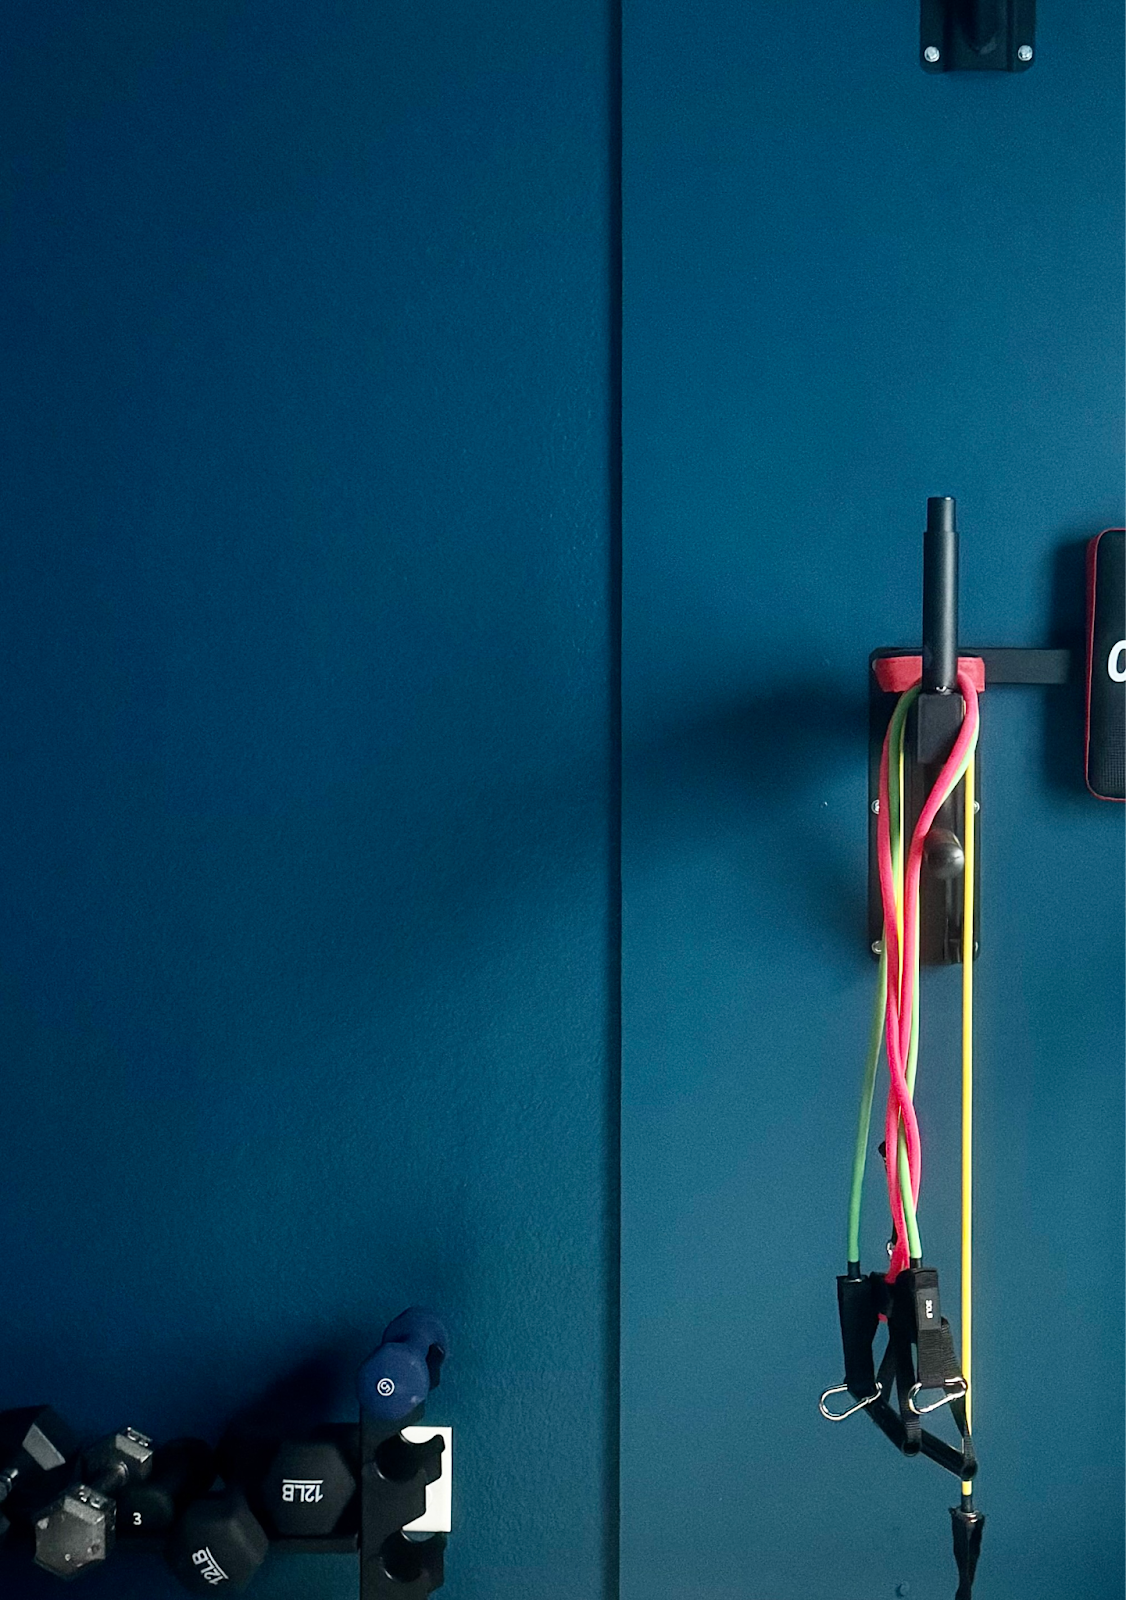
[
  {"xmin": 358, "ymin": 1412, "xmax": 445, "ymax": 1599},
  {"xmin": 1, "ymin": 1307, "xmax": 451, "ymax": 1591},
  {"xmin": 0, "ymin": 1410, "xmax": 446, "ymax": 1597},
  {"xmin": 241, "ymin": 1411, "xmax": 446, "ymax": 1597}
]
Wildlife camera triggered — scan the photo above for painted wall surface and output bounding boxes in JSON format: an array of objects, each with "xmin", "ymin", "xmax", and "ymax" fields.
[
  {"xmin": 0, "ymin": 4, "xmax": 616, "ymax": 1598},
  {"xmin": 621, "ymin": 5, "xmax": 1124, "ymax": 1600}
]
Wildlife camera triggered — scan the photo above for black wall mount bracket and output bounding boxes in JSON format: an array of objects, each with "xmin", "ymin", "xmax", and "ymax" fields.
[
  {"xmin": 866, "ymin": 494, "xmax": 1071, "ymax": 967},
  {"xmin": 867, "ymin": 646, "xmax": 1071, "ymax": 965},
  {"xmin": 920, "ymin": 0, "xmax": 1036, "ymax": 72}
]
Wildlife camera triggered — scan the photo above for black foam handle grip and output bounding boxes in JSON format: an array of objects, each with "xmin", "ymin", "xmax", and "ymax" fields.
[
  {"xmin": 1085, "ymin": 529, "xmax": 1125, "ymax": 800},
  {"xmin": 836, "ymin": 1275, "xmax": 879, "ymax": 1401}
]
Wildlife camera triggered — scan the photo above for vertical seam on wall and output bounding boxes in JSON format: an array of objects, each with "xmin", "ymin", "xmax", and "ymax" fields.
[{"xmin": 606, "ymin": 0, "xmax": 623, "ymax": 1592}]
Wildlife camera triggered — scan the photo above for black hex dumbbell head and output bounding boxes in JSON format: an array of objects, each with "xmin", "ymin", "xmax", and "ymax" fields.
[
  {"xmin": 260, "ymin": 1433, "xmax": 356, "ymax": 1537},
  {"xmin": 0, "ymin": 1407, "xmax": 79, "ymax": 1517},
  {"xmin": 34, "ymin": 1427, "xmax": 153, "ymax": 1580},
  {"xmin": 81, "ymin": 1429, "xmax": 153, "ymax": 1491},
  {"xmin": 33, "ymin": 1485, "xmax": 114, "ymax": 1579},
  {"xmin": 119, "ymin": 1438, "xmax": 216, "ymax": 1538},
  {"xmin": 166, "ymin": 1488, "xmax": 269, "ymax": 1593}
]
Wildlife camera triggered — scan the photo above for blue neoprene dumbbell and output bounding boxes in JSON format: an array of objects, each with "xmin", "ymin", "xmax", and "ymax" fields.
[{"xmin": 357, "ymin": 1308, "xmax": 449, "ymax": 1425}]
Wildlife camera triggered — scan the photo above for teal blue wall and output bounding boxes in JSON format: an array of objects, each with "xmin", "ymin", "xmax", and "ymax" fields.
[
  {"xmin": 0, "ymin": 4, "xmax": 616, "ymax": 1596},
  {"xmin": 621, "ymin": 4, "xmax": 1124, "ymax": 1598},
  {"xmin": 2, "ymin": 4, "xmax": 1123, "ymax": 1599}
]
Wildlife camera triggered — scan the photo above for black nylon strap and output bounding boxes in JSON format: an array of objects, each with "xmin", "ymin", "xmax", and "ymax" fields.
[
  {"xmin": 905, "ymin": 1268, "xmax": 953, "ymax": 1390},
  {"xmin": 869, "ymin": 1336, "xmax": 920, "ymax": 1452},
  {"xmin": 944, "ymin": 1392, "xmax": 976, "ymax": 1480},
  {"xmin": 860, "ymin": 1267, "xmax": 977, "ymax": 1481},
  {"xmin": 923, "ymin": 1423, "xmax": 975, "ymax": 1480},
  {"xmin": 890, "ymin": 1268, "xmax": 967, "ymax": 1400},
  {"xmin": 921, "ymin": 1316, "xmax": 962, "ymax": 1390},
  {"xmin": 885, "ymin": 1286, "xmax": 924, "ymax": 1450},
  {"xmin": 865, "ymin": 1363, "xmax": 977, "ymax": 1478}
]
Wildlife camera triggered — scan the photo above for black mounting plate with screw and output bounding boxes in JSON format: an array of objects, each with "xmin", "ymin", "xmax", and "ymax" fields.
[
  {"xmin": 866, "ymin": 647, "xmax": 1071, "ymax": 965},
  {"xmin": 867, "ymin": 652, "xmax": 982, "ymax": 968},
  {"xmin": 920, "ymin": 0, "xmax": 1036, "ymax": 72}
]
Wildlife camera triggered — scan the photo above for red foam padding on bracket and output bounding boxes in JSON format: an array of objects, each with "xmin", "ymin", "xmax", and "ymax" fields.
[{"xmin": 872, "ymin": 655, "xmax": 986, "ymax": 694}]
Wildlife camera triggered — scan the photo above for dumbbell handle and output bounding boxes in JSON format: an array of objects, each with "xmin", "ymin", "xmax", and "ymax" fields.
[
  {"xmin": 0, "ymin": 1465, "xmax": 31, "ymax": 1504},
  {"xmin": 77, "ymin": 1429, "xmax": 154, "ymax": 1505},
  {"xmin": 87, "ymin": 1460, "xmax": 132, "ymax": 1498},
  {"xmin": 120, "ymin": 1439, "xmax": 216, "ymax": 1537},
  {"xmin": 0, "ymin": 1458, "xmax": 49, "ymax": 1503}
]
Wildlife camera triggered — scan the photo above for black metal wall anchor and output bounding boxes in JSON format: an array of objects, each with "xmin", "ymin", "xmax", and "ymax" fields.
[{"xmin": 920, "ymin": 0, "xmax": 1036, "ymax": 72}]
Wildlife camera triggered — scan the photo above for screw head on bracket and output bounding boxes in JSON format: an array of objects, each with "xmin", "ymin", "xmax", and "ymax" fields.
[
  {"xmin": 1017, "ymin": 44, "xmax": 1033, "ymax": 61},
  {"xmin": 923, "ymin": 45, "xmax": 941, "ymax": 63}
]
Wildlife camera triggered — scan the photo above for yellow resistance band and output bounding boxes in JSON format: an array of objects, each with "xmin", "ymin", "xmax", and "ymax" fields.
[{"xmin": 960, "ymin": 753, "xmax": 975, "ymax": 1498}]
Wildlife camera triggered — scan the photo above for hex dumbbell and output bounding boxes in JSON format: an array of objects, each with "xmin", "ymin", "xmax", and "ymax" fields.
[
  {"xmin": 0, "ymin": 1407, "xmax": 78, "ymax": 1525},
  {"xmin": 357, "ymin": 1309, "xmax": 449, "ymax": 1425},
  {"xmin": 166, "ymin": 1487, "xmax": 269, "ymax": 1594},
  {"xmin": 34, "ymin": 1427, "xmax": 153, "ymax": 1579},
  {"xmin": 259, "ymin": 1428, "xmax": 357, "ymax": 1537},
  {"xmin": 118, "ymin": 1438, "xmax": 216, "ymax": 1538},
  {"xmin": 218, "ymin": 1422, "xmax": 358, "ymax": 1540}
]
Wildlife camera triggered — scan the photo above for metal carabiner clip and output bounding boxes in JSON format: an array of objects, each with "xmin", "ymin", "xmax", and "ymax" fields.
[
  {"xmin": 818, "ymin": 1380, "xmax": 882, "ymax": 1422},
  {"xmin": 906, "ymin": 1375, "xmax": 968, "ymax": 1417}
]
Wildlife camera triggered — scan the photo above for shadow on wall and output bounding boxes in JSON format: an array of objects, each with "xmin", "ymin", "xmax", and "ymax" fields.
[
  {"xmin": 621, "ymin": 530, "xmax": 1095, "ymax": 966},
  {"xmin": 625, "ymin": 681, "xmax": 870, "ymax": 958},
  {"xmin": 1045, "ymin": 534, "xmax": 1096, "ymax": 799}
]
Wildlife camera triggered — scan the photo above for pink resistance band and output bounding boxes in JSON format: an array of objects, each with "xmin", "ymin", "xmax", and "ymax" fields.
[{"xmin": 877, "ymin": 669, "xmax": 981, "ymax": 1280}]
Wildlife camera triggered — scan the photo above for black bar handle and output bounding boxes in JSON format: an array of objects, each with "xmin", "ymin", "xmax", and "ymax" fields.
[{"xmin": 922, "ymin": 497, "xmax": 959, "ymax": 694}]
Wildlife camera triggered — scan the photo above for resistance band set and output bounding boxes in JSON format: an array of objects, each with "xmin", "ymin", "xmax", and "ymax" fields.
[
  {"xmin": 817, "ymin": 21, "xmax": 1119, "ymax": 1580},
  {"xmin": 819, "ymin": 506, "xmax": 1125, "ymax": 1592},
  {"xmin": 821, "ymin": 499, "xmax": 992, "ymax": 1600}
]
